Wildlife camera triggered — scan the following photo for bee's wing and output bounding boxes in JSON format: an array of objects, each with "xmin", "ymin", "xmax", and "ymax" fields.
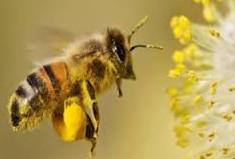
[{"xmin": 27, "ymin": 27, "xmax": 75, "ymax": 64}]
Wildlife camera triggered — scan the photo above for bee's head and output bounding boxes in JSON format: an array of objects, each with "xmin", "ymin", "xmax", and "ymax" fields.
[
  {"xmin": 105, "ymin": 28, "xmax": 134, "ymax": 79},
  {"xmin": 105, "ymin": 16, "xmax": 163, "ymax": 80}
]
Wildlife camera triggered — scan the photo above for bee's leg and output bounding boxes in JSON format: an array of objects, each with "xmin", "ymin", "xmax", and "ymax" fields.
[
  {"xmin": 116, "ymin": 78, "xmax": 123, "ymax": 97},
  {"xmin": 80, "ymin": 80, "xmax": 100, "ymax": 153},
  {"xmin": 86, "ymin": 119, "xmax": 97, "ymax": 155},
  {"xmin": 85, "ymin": 103, "xmax": 100, "ymax": 155},
  {"xmin": 81, "ymin": 80, "xmax": 99, "ymax": 131},
  {"xmin": 92, "ymin": 102, "xmax": 100, "ymax": 133}
]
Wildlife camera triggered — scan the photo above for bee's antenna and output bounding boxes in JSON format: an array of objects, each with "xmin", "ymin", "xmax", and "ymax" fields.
[
  {"xmin": 130, "ymin": 44, "xmax": 163, "ymax": 52},
  {"xmin": 127, "ymin": 16, "xmax": 149, "ymax": 44}
]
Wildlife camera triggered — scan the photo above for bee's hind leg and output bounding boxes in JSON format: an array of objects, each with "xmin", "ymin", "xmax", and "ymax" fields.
[
  {"xmin": 85, "ymin": 105, "xmax": 99, "ymax": 155},
  {"xmin": 81, "ymin": 80, "xmax": 100, "ymax": 132},
  {"xmin": 86, "ymin": 103, "xmax": 100, "ymax": 154},
  {"xmin": 79, "ymin": 80, "xmax": 100, "ymax": 153}
]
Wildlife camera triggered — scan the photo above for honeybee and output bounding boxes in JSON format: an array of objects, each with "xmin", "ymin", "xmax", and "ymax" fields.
[{"xmin": 7, "ymin": 16, "xmax": 162, "ymax": 153}]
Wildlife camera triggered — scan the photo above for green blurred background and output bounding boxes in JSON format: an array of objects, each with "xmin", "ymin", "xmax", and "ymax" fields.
[{"xmin": 0, "ymin": 0, "xmax": 201, "ymax": 159}]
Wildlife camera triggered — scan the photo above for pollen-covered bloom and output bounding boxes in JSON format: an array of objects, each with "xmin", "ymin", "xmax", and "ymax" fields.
[{"xmin": 168, "ymin": 1, "xmax": 235, "ymax": 158}]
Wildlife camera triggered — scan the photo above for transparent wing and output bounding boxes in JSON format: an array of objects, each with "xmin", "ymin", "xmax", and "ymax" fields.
[{"xmin": 27, "ymin": 27, "xmax": 75, "ymax": 64}]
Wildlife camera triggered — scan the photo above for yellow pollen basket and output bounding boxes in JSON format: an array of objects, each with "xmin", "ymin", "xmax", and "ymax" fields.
[
  {"xmin": 63, "ymin": 102, "xmax": 86, "ymax": 141},
  {"xmin": 52, "ymin": 98, "xmax": 87, "ymax": 141}
]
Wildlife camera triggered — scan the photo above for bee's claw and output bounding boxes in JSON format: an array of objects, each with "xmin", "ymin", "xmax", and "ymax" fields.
[
  {"xmin": 88, "ymin": 150, "xmax": 94, "ymax": 159},
  {"xmin": 118, "ymin": 88, "xmax": 123, "ymax": 97},
  {"xmin": 89, "ymin": 137, "xmax": 97, "ymax": 157}
]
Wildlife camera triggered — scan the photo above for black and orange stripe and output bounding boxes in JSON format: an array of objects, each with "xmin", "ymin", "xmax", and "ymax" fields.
[{"xmin": 9, "ymin": 61, "xmax": 71, "ymax": 129}]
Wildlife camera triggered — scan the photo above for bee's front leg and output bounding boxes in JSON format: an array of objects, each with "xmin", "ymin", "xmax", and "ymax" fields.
[{"xmin": 116, "ymin": 78, "xmax": 123, "ymax": 97}]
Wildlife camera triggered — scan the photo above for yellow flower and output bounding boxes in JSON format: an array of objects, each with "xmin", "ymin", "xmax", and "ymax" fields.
[
  {"xmin": 170, "ymin": 16, "xmax": 192, "ymax": 44},
  {"xmin": 169, "ymin": 1, "xmax": 235, "ymax": 159}
]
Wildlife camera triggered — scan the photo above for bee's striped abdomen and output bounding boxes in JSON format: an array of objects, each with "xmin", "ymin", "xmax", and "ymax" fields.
[
  {"xmin": 8, "ymin": 72, "xmax": 48, "ymax": 129},
  {"xmin": 8, "ymin": 61, "xmax": 71, "ymax": 130}
]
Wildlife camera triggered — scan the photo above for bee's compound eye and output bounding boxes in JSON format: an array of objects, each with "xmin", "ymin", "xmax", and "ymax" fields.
[{"xmin": 112, "ymin": 40, "xmax": 125, "ymax": 62}]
